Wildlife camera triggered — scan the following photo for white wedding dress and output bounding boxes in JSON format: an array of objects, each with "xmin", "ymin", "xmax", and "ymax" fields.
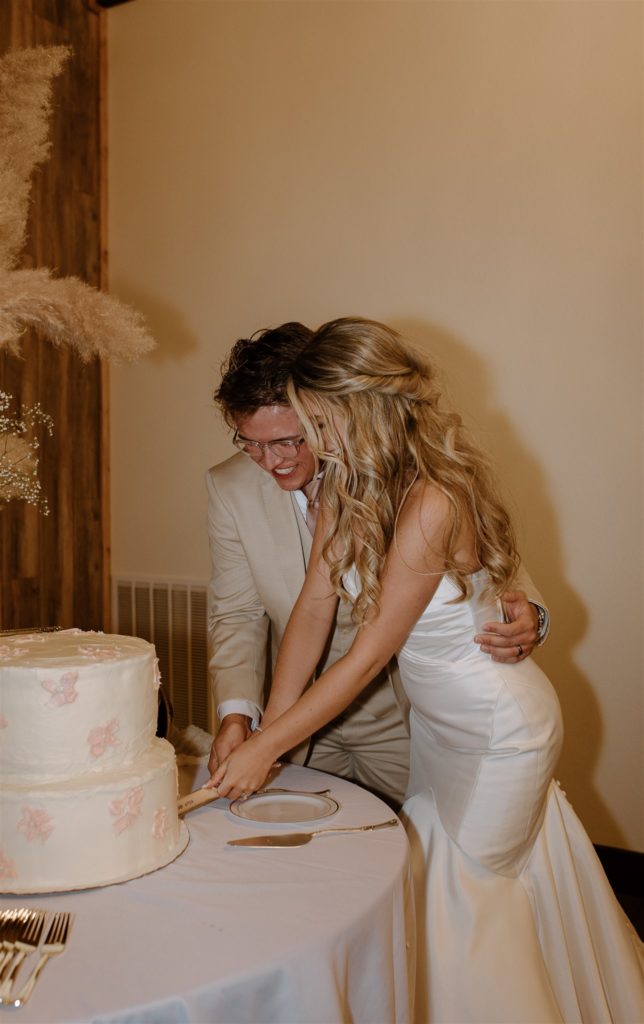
[{"xmin": 346, "ymin": 568, "xmax": 644, "ymax": 1023}]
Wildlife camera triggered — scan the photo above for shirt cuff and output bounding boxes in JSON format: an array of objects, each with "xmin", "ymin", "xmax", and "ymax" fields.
[{"xmin": 217, "ymin": 699, "xmax": 262, "ymax": 729}]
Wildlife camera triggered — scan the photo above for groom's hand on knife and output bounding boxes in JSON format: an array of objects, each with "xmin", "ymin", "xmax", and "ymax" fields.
[{"xmin": 208, "ymin": 714, "xmax": 252, "ymax": 778}]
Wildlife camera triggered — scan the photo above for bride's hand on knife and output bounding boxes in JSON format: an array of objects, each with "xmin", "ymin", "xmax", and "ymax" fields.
[{"xmin": 206, "ymin": 731, "xmax": 279, "ymax": 800}]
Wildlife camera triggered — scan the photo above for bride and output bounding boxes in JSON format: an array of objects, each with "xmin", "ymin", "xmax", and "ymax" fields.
[{"xmin": 209, "ymin": 317, "xmax": 644, "ymax": 1022}]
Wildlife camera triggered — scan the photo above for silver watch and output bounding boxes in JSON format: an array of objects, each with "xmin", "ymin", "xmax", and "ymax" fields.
[{"xmin": 535, "ymin": 605, "xmax": 547, "ymax": 645}]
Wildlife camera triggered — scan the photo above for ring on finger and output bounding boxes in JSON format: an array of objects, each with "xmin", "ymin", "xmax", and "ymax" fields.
[{"xmin": 517, "ymin": 644, "xmax": 524, "ymax": 657}]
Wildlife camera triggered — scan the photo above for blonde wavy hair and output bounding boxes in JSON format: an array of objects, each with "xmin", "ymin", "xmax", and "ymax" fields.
[{"xmin": 287, "ymin": 317, "xmax": 519, "ymax": 624}]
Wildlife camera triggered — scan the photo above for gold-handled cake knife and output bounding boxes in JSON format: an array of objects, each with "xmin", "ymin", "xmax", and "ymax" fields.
[{"xmin": 177, "ymin": 786, "xmax": 333, "ymax": 816}]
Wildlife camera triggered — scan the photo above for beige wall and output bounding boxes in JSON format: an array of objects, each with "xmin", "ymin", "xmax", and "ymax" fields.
[{"xmin": 108, "ymin": 1, "xmax": 643, "ymax": 850}]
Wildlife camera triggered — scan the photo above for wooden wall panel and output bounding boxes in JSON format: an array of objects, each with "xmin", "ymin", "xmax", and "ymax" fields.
[{"xmin": 0, "ymin": 0, "xmax": 108, "ymax": 630}]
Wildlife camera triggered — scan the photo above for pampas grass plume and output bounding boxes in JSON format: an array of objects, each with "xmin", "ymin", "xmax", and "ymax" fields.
[
  {"xmin": 0, "ymin": 269, "xmax": 156, "ymax": 362},
  {"xmin": 0, "ymin": 45, "xmax": 71, "ymax": 271},
  {"xmin": 0, "ymin": 45, "xmax": 156, "ymax": 362}
]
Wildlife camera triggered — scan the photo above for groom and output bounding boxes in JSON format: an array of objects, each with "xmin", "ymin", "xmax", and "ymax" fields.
[{"xmin": 206, "ymin": 322, "xmax": 548, "ymax": 807}]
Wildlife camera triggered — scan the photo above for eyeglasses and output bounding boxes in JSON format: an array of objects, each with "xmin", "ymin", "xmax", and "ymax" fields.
[{"xmin": 232, "ymin": 430, "xmax": 306, "ymax": 459}]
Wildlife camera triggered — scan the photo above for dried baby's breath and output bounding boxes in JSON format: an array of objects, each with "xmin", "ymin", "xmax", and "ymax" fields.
[{"xmin": 0, "ymin": 390, "xmax": 53, "ymax": 513}]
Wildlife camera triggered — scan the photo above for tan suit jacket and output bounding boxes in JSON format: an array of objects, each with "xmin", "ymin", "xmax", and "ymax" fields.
[
  {"xmin": 206, "ymin": 453, "xmax": 408, "ymax": 765},
  {"xmin": 206, "ymin": 452, "xmax": 547, "ymax": 767}
]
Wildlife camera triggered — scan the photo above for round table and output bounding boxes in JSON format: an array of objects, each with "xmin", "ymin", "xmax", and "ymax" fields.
[{"xmin": 1, "ymin": 760, "xmax": 414, "ymax": 1023}]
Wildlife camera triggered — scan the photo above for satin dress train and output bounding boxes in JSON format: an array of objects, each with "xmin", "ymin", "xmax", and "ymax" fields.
[{"xmin": 346, "ymin": 569, "xmax": 644, "ymax": 1023}]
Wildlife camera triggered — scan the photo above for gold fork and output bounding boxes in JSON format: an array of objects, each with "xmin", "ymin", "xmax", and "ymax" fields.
[
  {"xmin": 0, "ymin": 910, "xmax": 46, "ymax": 1000},
  {"xmin": 11, "ymin": 912, "xmax": 74, "ymax": 1008},
  {"xmin": 0, "ymin": 909, "xmax": 33, "ymax": 975}
]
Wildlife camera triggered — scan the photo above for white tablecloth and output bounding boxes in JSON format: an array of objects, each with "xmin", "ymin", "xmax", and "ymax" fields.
[{"xmin": 2, "ymin": 761, "xmax": 414, "ymax": 1024}]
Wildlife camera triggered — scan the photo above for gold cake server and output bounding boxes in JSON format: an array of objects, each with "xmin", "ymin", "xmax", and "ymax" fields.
[{"xmin": 227, "ymin": 818, "xmax": 399, "ymax": 847}]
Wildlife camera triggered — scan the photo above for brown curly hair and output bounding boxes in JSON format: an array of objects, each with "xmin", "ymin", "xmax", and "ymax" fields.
[{"xmin": 214, "ymin": 322, "xmax": 313, "ymax": 427}]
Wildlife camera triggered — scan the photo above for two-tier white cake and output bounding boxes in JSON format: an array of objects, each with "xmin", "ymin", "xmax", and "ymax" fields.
[{"xmin": 0, "ymin": 629, "xmax": 189, "ymax": 893}]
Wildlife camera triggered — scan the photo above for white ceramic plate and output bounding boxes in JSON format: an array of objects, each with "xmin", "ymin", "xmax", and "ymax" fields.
[{"xmin": 229, "ymin": 792, "xmax": 340, "ymax": 823}]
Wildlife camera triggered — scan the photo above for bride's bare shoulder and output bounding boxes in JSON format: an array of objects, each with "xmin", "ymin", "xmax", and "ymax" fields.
[
  {"xmin": 395, "ymin": 478, "xmax": 477, "ymax": 574},
  {"xmin": 392, "ymin": 480, "xmax": 451, "ymax": 571},
  {"xmin": 400, "ymin": 478, "xmax": 452, "ymax": 529}
]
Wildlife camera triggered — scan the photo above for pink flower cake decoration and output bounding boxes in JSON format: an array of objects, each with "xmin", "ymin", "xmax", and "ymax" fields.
[
  {"xmin": 0, "ymin": 849, "xmax": 17, "ymax": 879},
  {"xmin": 18, "ymin": 806, "xmax": 55, "ymax": 843},
  {"xmin": 0, "ymin": 645, "xmax": 27, "ymax": 659},
  {"xmin": 88, "ymin": 717, "xmax": 120, "ymax": 759},
  {"xmin": 42, "ymin": 671, "xmax": 78, "ymax": 707},
  {"xmin": 78, "ymin": 644, "xmax": 123, "ymax": 661},
  {"xmin": 152, "ymin": 807, "xmax": 169, "ymax": 839},
  {"xmin": 110, "ymin": 786, "xmax": 144, "ymax": 835}
]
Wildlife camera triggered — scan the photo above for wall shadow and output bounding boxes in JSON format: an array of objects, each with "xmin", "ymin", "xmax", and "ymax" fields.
[
  {"xmin": 391, "ymin": 315, "xmax": 626, "ymax": 847},
  {"xmin": 108, "ymin": 283, "xmax": 199, "ymax": 363}
]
